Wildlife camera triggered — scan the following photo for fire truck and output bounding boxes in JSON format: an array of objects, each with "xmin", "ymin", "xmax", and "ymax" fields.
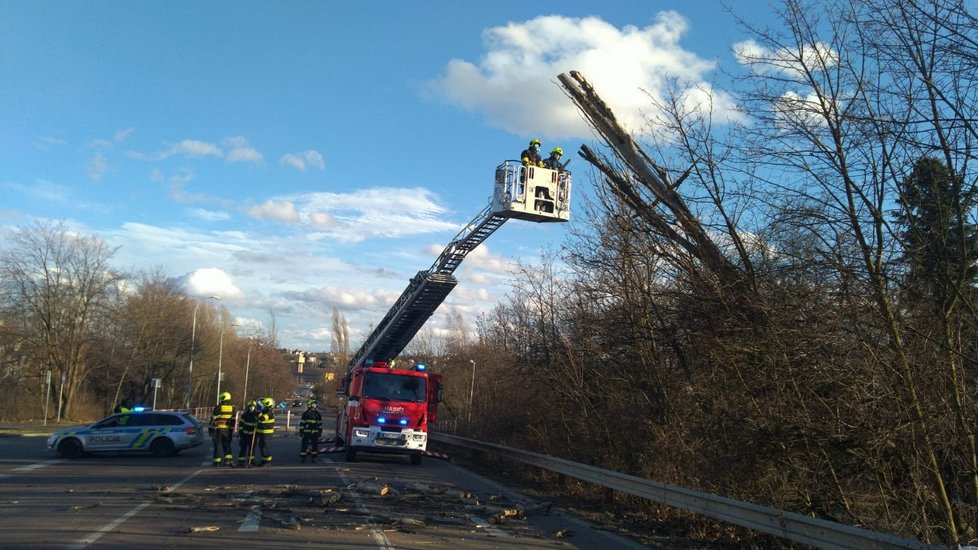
[{"xmin": 336, "ymin": 160, "xmax": 572, "ymax": 464}]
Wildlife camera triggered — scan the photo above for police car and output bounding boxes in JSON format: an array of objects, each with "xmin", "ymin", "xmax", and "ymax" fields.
[{"xmin": 47, "ymin": 409, "xmax": 206, "ymax": 458}]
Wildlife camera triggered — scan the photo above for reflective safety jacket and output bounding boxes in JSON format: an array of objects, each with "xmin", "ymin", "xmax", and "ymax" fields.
[
  {"xmin": 238, "ymin": 410, "xmax": 258, "ymax": 436},
  {"xmin": 257, "ymin": 410, "xmax": 275, "ymax": 435},
  {"xmin": 299, "ymin": 409, "xmax": 323, "ymax": 435},
  {"xmin": 210, "ymin": 403, "xmax": 235, "ymax": 430}
]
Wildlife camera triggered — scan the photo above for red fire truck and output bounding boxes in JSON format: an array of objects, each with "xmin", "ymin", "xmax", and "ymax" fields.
[
  {"xmin": 335, "ymin": 161, "xmax": 571, "ymax": 465},
  {"xmin": 335, "ymin": 360, "xmax": 442, "ymax": 464}
]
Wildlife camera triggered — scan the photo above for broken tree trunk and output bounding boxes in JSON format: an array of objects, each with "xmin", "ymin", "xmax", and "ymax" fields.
[{"xmin": 556, "ymin": 70, "xmax": 744, "ymax": 290}]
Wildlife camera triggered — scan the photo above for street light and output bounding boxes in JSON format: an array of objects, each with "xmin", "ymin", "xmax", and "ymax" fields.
[
  {"xmin": 185, "ymin": 295, "xmax": 219, "ymax": 409},
  {"xmin": 468, "ymin": 359, "xmax": 476, "ymax": 422},
  {"xmin": 216, "ymin": 322, "xmax": 237, "ymax": 405},
  {"xmin": 243, "ymin": 339, "xmax": 259, "ymax": 409}
]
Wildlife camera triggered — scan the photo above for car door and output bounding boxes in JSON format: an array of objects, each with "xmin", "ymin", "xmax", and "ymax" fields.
[
  {"xmin": 127, "ymin": 413, "xmax": 174, "ymax": 451},
  {"xmin": 87, "ymin": 414, "xmax": 131, "ymax": 451}
]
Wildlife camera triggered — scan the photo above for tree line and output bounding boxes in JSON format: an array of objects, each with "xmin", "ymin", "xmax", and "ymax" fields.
[
  {"xmin": 442, "ymin": 0, "xmax": 978, "ymax": 545},
  {"xmin": 0, "ymin": 220, "xmax": 294, "ymax": 420}
]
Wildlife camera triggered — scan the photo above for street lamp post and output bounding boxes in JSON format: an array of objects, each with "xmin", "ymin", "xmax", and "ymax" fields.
[
  {"xmin": 243, "ymin": 340, "xmax": 254, "ymax": 409},
  {"xmin": 468, "ymin": 359, "xmax": 476, "ymax": 422},
  {"xmin": 185, "ymin": 295, "xmax": 219, "ymax": 409},
  {"xmin": 216, "ymin": 322, "xmax": 237, "ymax": 405}
]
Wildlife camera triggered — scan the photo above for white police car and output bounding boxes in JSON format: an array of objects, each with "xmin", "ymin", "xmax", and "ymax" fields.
[{"xmin": 47, "ymin": 409, "xmax": 206, "ymax": 458}]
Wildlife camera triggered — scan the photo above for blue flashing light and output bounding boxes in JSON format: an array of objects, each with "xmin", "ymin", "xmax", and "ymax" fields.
[
  {"xmin": 365, "ymin": 359, "xmax": 374, "ymax": 367},
  {"xmin": 415, "ymin": 362, "xmax": 427, "ymax": 371},
  {"xmin": 377, "ymin": 417, "xmax": 386, "ymax": 424},
  {"xmin": 133, "ymin": 406, "xmax": 146, "ymax": 412},
  {"xmin": 398, "ymin": 419, "xmax": 408, "ymax": 426}
]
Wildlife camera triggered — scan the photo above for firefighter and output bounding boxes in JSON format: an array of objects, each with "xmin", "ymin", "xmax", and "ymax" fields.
[
  {"xmin": 210, "ymin": 391, "xmax": 235, "ymax": 466},
  {"xmin": 543, "ymin": 147, "xmax": 563, "ymax": 170},
  {"xmin": 299, "ymin": 399, "xmax": 323, "ymax": 463},
  {"xmin": 520, "ymin": 139, "xmax": 544, "ymax": 167},
  {"xmin": 255, "ymin": 396, "xmax": 276, "ymax": 466},
  {"xmin": 235, "ymin": 400, "xmax": 258, "ymax": 467}
]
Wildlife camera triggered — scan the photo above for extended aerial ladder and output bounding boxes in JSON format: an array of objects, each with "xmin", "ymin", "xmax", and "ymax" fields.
[{"xmin": 346, "ymin": 160, "xmax": 572, "ymax": 372}]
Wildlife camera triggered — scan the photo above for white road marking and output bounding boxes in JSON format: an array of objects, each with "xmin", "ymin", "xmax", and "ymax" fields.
[
  {"xmin": 65, "ymin": 469, "xmax": 204, "ymax": 548},
  {"xmin": 467, "ymin": 515, "xmax": 511, "ymax": 537},
  {"xmin": 337, "ymin": 469, "xmax": 393, "ymax": 550},
  {"xmin": 67, "ymin": 501, "xmax": 151, "ymax": 549},
  {"xmin": 239, "ymin": 505, "xmax": 262, "ymax": 532},
  {"xmin": 13, "ymin": 460, "xmax": 63, "ymax": 471}
]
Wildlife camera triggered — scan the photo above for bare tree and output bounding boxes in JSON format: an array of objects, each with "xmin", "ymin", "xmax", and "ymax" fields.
[{"xmin": 0, "ymin": 221, "xmax": 121, "ymax": 419}]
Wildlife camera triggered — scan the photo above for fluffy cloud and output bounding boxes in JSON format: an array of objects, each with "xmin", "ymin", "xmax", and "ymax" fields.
[
  {"xmin": 733, "ymin": 39, "xmax": 838, "ymax": 78},
  {"xmin": 184, "ymin": 267, "xmax": 243, "ymax": 299},
  {"xmin": 190, "ymin": 208, "xmax": 232, "ymax": 221},
  {"xmin": 247, "ymin": 200, "xmax": 300, "ymax": 223},
  {"xmin": 245, "ymin": 187, "xmax": 457, "ymax": 241},
  {"xmin": 224, "ymin": 136, "xmax": 264, "ymax": 164},
  {"xmin": 280, "ymin": 150, "xmax": 325, "ymax": 171},
  {"xmin": 170, "ymin": 139, "xmax": 223, "ymax": 158},
  {"xmin": 427, "ymin": 13, "xmax": 742, "ymax": 137},
  {"xmin": 86, "ymin": 152, "xmax": 110, "ymax": 181}
]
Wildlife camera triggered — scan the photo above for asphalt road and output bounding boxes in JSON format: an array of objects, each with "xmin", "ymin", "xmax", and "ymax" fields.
[{"xmin": 0, "ymin": 428, "xmax": 648, "ymax": 549}]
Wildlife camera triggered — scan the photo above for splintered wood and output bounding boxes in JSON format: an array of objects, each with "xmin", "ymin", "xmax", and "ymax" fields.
[{"xmin": 162, "ymin": 479, "xmax": 561, "ymax": 540}]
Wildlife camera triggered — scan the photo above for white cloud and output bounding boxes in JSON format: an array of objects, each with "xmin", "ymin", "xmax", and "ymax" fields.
[
  {"xmin": 34, "ymin": 135, "xmax": 68, "ymax": 150},
  {"xmin": 308, "ymin": 212, "xmax": 335, "ymax": 228},
  {"xmin": 733, "ymin": 39, "xmax": 838, "ymax": 78},
  {"xmin": 248, "ymin": 199, "xmax": 300, "ymax": 223},
  {"xmin": 246, "ymin": 187, "xmax": 457, "ymax": 241},
  {"xmin": 427, "ymin": 13, "xmax": 742, "ymax": 137},
  {"xmin": 460, "ymin": 244, "xmax": 517, "ymax": 275},
  {"xmin": 3, "ymin": 179, "xmax": 71, "ymax": 203},
  {"xmin": 224, "ymin": 136, "xmax": 264, "ymax": 164},
  {"xmin": 227, "ymin": 147, "xmax": 264, "ymax": 164},
  {"xmin": 114, "ymin": 128, "xmax": 134, "ymax": 143},
  {"xmin": 86, "ymin": 152, "xmax": 111, "ymax": 181},
  {"xmin": 280, "ymin": 150, "xmax": 325, "ymax": 171},
  {"xmin": 190, "ymin": 208, "xmax": 232, "ymax": 221},
  {"xmin": 184, "ymin": 267, "xmax": 243, "ymax": 299},
  {"xmin": 285, "ymin": 286, "xmax": 400, "ymax": 311},
  {"xmin": 171, "ymin": 139, "xmax": 223, "ymax": 158}
]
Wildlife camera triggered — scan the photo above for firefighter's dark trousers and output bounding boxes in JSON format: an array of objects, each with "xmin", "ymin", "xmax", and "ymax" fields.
[
  {"xmin": 212, "ymin": 428, "xmax": 232, "ymax": 465},
  {"xmin": 300, "ymin": 432, "xmax": 321, "ymax": 459},
  {"xmin": 238, "ymin": 431, "xmax": 255, "ymax": 464},
  {"xmin": 256, "ymin": 432, "xmax": 273, "ymax": 465}
]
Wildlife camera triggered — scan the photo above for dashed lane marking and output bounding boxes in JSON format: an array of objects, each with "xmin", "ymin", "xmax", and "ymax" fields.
[
  {"xmin": 13, "ymin": 460, "xmax": 64, "ymax": 471},
  {"xmin": 240, "ymin": 505, "xmax": 262, "ymax": 532}
]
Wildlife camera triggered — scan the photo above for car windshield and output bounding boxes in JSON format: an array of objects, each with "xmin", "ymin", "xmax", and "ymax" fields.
[{"xmin": 363, "ymin": 372, "xmax": 426, "ymax": 403}]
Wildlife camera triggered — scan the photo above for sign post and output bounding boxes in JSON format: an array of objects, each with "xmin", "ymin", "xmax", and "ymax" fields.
[{"xmin": 152, "ymin": 378, "xmax": 161, "ymax": 410}]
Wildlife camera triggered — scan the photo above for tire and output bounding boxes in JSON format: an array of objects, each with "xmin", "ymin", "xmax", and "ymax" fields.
[
  {"xmin": 344, "ymin": 445, "xmax": 357, "ymax": 462},
  {"xmin": 410, "ymin": 453, "xmax": 422, "ymax": 466},
  {"xmin": 58, "ymin": 438, "xmax": 83, "ymax": 459},
  {"xmin": 150, "ymin": 437, "xmax": 176, "ymax": 457}
]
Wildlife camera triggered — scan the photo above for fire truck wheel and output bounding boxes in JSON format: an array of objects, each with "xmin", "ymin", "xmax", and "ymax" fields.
[
  {"xmin": 410, "ymin": 453, "xmax": 422, "ymax": 466},
  {"xmin": 344, "ymin": 446, "xmax": 357, "ymax": 462}
]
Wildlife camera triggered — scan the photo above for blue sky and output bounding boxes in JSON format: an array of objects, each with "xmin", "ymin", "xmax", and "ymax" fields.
[{"xmin": 0, "ymin": 1, "xmax": 776, "ymax": 351}]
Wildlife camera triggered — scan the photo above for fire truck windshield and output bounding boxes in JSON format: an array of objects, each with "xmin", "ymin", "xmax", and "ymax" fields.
[{"xmin": 363, "ymin": 372, "xmax": 427, "ymax": 403}]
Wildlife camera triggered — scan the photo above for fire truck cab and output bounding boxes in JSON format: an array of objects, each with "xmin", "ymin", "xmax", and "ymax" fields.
[{"xmin": 336, "ymin": 360, "xmax": 442, "ymax": 465}]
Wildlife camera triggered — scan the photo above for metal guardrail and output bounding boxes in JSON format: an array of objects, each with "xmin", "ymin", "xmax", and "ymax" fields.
[{"xmin": 431, "ymin": 433, "xmax": 941, "ymax": 550}]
